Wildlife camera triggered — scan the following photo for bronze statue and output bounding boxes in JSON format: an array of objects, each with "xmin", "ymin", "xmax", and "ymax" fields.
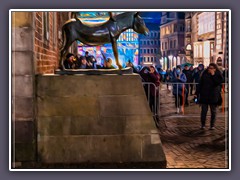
[{"xmin": 60, "ymin": 12, "xmax": 149, "ymax": 70}]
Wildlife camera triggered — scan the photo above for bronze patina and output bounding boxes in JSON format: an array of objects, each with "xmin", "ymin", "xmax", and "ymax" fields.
[{"xmin": 60, "ymin": 12, "xmax": 149, "ymax": 70}]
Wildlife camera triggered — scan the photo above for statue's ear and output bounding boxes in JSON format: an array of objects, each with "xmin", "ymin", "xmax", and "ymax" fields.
[{"xmin": 134, "ymin": 12, "xmax": 140, "ymax": 17}]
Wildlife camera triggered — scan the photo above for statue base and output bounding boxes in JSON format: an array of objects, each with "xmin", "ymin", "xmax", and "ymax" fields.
[
  {"xmin": 55, "ymin": 67, "xmax": 133, "ymax": 75},
  {"xmin": 36, "ymin": 74, "xmax": 166, "ymax": 168}
]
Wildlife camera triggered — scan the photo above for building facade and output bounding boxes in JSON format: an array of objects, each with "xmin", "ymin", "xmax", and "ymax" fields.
[
  {"xmin": 139, "ymin": 24, "xmax": 161, "ymax": 67},
  {"xmin": 160, "ymin": 12, "xmax": 186, "ymax": 70},
  {"xmin": 184, "ymin": 11, "xmax": 229, "ymax": 68},
  {"xmin": 11, "ymin": 11, "xmax": 70, "ymax": 167}
]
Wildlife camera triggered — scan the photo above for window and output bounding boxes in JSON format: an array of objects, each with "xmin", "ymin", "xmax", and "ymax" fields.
[
  {"xmin": 199, "ymin": 44, "xmax": 203, "ymax": 57},
  {"xmin": 170, "ymin": 40, "xmax": 172, "ymax": 49},
  {"xmin": 174, "ymin": 40, "xmax": 176, "ymax": 48},
  {"xmin": 43, "ymin": 12, "xmax": 50, "ymax": 41},
  {"xmin": 53, "ymin": 12, "xmax": 57, "ymax": 46},
  {"xmin": 165, "ymin": 42, "xmax": 167, "ymax": 50},
  {"xmin": 186, "ymin": 44, "xmax": 192, "ymax": 51}
]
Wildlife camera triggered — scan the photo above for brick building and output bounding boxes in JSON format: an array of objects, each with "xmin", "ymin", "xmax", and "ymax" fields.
[{"xmin": 11, "ymin": 11, "xmax": 73, "ymax": 167}]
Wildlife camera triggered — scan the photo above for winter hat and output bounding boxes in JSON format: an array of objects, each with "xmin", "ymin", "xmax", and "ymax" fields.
[
  {"xmin": 66, "ymin": 53, "xmax": 74, "ymax": 59},
  {"xmin": 198, "ymin": 64, "xmax": 204, "ymax": 69}
]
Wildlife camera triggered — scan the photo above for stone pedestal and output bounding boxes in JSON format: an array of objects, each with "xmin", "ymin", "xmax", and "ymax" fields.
[{"xmin": 36, "ymin": 74, "xmax": 166, "ymax": 168}]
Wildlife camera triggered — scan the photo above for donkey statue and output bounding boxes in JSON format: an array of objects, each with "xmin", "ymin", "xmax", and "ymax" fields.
[{"xmin": 60, "ymin": 12, "xmax": 149, "ymax": 70}]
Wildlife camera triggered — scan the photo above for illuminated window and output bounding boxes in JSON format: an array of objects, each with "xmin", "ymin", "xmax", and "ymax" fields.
[
  {"xmin": 186, "ymin": 44, "xmax": 192, "ymax": 51},
  {"xmin": 198, "ymin": 12, "xmax": 215, "ymax": 35},
  {"xmin": 199, "ymin": 44, "xmax": 203, "ymax": 57}
]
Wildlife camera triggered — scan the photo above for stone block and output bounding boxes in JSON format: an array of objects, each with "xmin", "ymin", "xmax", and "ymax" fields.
[
  {"xmin": 125, "ymin": 115, "xmax": 155, "ymax": 134},
  {"xmin": 14, "ymin": 142, "xmax": 36, "ymax": 162},
  {"xmin": 37, "ymin": 96, "xmax": 99, "ymax": 117},
  {"xmin": 12, "ymin": 51, "xmax": 33, "ymax": 76},
  {"xmin": 36, "ymin": 74, "xmax": 144, "ymax": 97},
  {"xmin": 12, "ymin": 27, "xmax": 34, "ymax": 51},
  {"xmin": 13, "ymin": 121, "xmax": 35, "ymax": 143},
  {"xmin": 99, "ymin": 95, "xmax": 151, "ymax": 117},
  {"xmin": 12, "ymin": 75, "xmax": 33, "ymax": 97},
  {"xmin": 12, "ymin": 97, "xmax": 34, "ymax": 120}
]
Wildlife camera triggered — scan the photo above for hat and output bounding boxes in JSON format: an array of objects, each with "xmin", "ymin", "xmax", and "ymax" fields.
[
  {"xmin": 198, "ymin": 64, "xmax": 204, "ymax": 69},
  {"xmin": 66, "ymin": 53, "xmax": 74, "ymax": 59}
]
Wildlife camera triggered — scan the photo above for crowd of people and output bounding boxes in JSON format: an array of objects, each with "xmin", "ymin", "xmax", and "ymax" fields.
[
  {"xmin": 62, "ymin": 52, "xmax": 226, "ymax": 130},
  {"xmin": 63, "ymin": 51, "xmax": 116, "ymax": 70},
  {"xmin": 135, "ymin": 62, "xmax": 225, "ymax": 130}
]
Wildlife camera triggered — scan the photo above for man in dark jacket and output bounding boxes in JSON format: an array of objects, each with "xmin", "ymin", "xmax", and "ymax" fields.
[
  {"xmin": 196, "ymin": 63, "xmax": 224, "ymax": 130},
  {"xmin": 182, "ymin": 65, "xmax": 193, "ymax": 105},
  {"xmin": 63, "ymin": 53, "xmax": 77, "ymax": 69}
]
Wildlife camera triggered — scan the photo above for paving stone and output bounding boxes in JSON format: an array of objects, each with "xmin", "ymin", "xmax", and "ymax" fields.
[{"xmin": 157, "ymin": 84, "xmax": 229, "ymax": 169}]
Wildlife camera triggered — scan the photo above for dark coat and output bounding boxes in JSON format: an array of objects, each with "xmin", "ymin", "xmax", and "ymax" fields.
[
  {"xmin": 139, "ymin": 67, "xmax": 160, "ymax": 97},
  {"xmin": 171, "ymin": 71, "xmax": 187, "ymax": 96},
  {"xmin": 182, "ymin": 69, "xmax": 194, "ymax": 83},
  {"xmin": 197, "ymin": 69, "xmax": 223, "ymax": 105}
]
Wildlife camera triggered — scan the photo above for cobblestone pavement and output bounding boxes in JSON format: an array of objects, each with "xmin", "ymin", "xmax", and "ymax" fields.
[{"xmin": 157, "ymin": 84, "xmax": 229, "ymax": 169}]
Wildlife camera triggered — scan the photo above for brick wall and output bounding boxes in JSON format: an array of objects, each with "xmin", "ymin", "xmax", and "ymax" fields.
[{"xmin": 34, "ymin": 12, "xmax": 69, "ymax": 74}]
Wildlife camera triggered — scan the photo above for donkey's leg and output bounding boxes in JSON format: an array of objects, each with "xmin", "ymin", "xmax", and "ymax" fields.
[{"xmin": 111, "ymin": 37, "xmax": 122, "ymax": 69}]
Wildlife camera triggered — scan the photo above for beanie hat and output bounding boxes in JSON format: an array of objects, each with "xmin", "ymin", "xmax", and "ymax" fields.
[{"xmin": 66, "ymin": 53, "xmax": 74, "ymax": 59}]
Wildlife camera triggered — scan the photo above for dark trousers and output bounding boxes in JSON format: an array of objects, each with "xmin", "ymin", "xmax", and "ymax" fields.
[
  {"xmin": 190, "ymin": 84, "xmax": 193, "ymax": 95},
  {"xmin": 201, "ymin": 104, "xmax": 217, "ymax": 127},
  {"xmin": 185, "ymin": 84, "xmax": 189, "ymax": 104},
  {"xmin": 174, "ymin": 94, "xmax": 184, "ymax": 108},
  {"xmin": 149, "ymin": 95, "xmax": 159, "ymax": 115}
]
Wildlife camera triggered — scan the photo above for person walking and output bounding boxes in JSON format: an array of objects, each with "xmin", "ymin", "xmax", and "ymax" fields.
[
  {"xmin": 196, "ymin": 63, "xmax": 224, "ymax": 130},
  {"xmin": 139, "ymin": 65, "xmax": 161, "ymax": 128},
  {"xmin": 182, "ymin": 65, "xmax": 193, "ymax": 105},
  {"xmin": 171, "ymin": 65, "xmax": 187, "ymax": 113}
]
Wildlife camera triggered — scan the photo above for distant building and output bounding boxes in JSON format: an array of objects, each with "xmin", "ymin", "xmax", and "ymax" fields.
[
  {"xmin": 160, "ymin": 12, "xmax": 185, "ymax": 70},
  {"xmin": 139, "ymin": 12, "xmax": 161, "ymax": 67},
  {"xmin": 184, "ymin": 11, "xmax": 229, "ymax": 68}
]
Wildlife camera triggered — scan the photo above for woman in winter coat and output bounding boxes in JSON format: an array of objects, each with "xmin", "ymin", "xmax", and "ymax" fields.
[
  {"xmin": 171, "ymin": 65, "xmax": 187, "ymax": 113},
  {"xmin": 139, "ymin": 66, "xmax": 160, "ymax": 115},
  {"xmin": 196, "ymin": 63, "xmax": 224, "ymax": 130}
]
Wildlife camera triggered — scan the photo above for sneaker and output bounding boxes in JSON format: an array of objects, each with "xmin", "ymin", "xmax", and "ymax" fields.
[
  {"xmin": 209, "ymin": 127, "xmax": 215, "ymax": 130},
  {"xmin": 176, "ymin": 108, "xmax": 180, "ymax": 114},
  {"xmin": 200, "ymin": 126, "xmax": 205, "ymax": 130}
]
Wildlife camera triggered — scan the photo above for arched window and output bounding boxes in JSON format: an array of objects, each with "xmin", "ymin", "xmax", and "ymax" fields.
[
  {"xmin": 217, "ymin": 57, "xmax": 222, "ymax": 66},
  {"xmin": 186, "ymin": 44, "xmax": 192, "ymax": 51}
]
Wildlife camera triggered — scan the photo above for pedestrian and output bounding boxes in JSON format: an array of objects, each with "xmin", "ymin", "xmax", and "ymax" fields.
[
  {"xmin": 196, "ymin": 63, "xmax": 224, "ymax": 130},
  {"xmin": 139, "ymin": 66, "xmax": 161, "ymax": 115},
  {"xmin": 126, "ymin": 60, "xmax": 138, "ymax": 73},
  {"xmin": 189, "ymin": 66, "xmax": 194, "ymax": 95},
  {"xmin": 85, "ymin": 51, "xmax": 97, "ymax": 69},
  {"xmin": 193, "ymin": 64, "xmax": 205, "ymax": 96},
  {"xmin": 182, "ymin": 64, "xmax": 193, "ymax": 105},
  {"xmin": 63, "ymin": 53, "xmax": 77, "ymax": 69},
  {"xmin": 79, "ymin": 56, "xmax": 92, "ymax": 69},
  {"xmin": 139, "ymin": 65, "xmax": 161, "ymax": 128},
  {"xmin": 165, "ymin": 68, "xmax": 173, "ymax": 91},
  {"xmin": 171, "ymin": 65, "xmax": 187, "ymax": 113}
]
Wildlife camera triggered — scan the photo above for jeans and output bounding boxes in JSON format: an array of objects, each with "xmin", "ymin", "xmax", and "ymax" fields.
[{"xmin": 201, "ymin": 104, "xmax": 217, "ymax": 127}]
